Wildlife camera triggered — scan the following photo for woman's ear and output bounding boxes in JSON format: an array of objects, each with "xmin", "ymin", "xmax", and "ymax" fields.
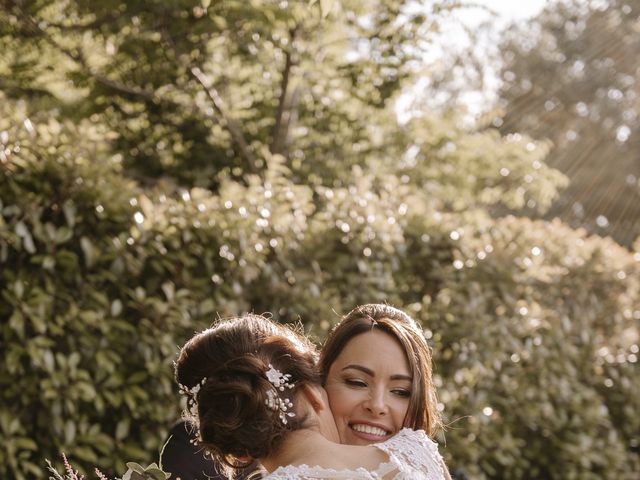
[
  {"xmin": 300, "ymin": 384, "xmax": 340, "ymax": 443},
  {"xmin": 300, "ymin": 384, "xmax": 329, "ymax": 413}
]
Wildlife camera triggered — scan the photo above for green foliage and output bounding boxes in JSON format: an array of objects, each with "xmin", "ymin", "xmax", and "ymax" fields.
[
  {"xmin": 413, "ymin": 1, "xmax": 640, "ymax": 246},
  {"xmin": 0, "ymin": 1, "xmax": 638, "ymax": 479},
  {"xmin": 496, "ymin": 0, "xmax": 640, "ymax": 246},
  {"xmin": 427, "ymin": 216, "xmax": 640, "ymax": 479},
  {"xmin": 0, "ymin": 95, "xmax": 176, "ymax": 477},
  {"xmin": 121, "ymin": 462, "xmax": 170, "ymax": 480},
  {"xmin": 46, "ymin": 455, "xmax": 169, "ymax": 480}
]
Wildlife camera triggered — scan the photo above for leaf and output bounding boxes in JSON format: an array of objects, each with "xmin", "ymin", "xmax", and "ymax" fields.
[
  {"xmin": 15, "ymin": 222, "xmax": 36, "ymax": 253},
  {"xmin": 145, "ymin": 467, "xmax": 171, "ymax": 480},
  {"xmin": 80, "ymin": 236, "xmax": 97, "ymax": 268},
  {"xmin": 8, "ymin": 311, "xmax": 24, "ymax": 339},
  {"xmin": 42, "ymin": 255, "xmax": 56, "ymax": 270},
  {"xmin": 64, "ymin": 420, "xmax": 76, "ymax": 444},
  {"xmin": 62, "ymin": 200, "xmax": 77, "ymax": 228},
  {"xmin": 14, "ymin": 221, "xmax": 28, "ymax": 238},
  {"xmin": 161, "ymin": 281, "xmax": 174, "ymax": 301},
  {"xmin": 13, "ymin": 438, "xmax": 37, "ymax": 451},
  {"xmin": 72, "ymin": 446, "xmax": 98, "ymax": 463},
  {"xmin": 111, "ymin": 299, "xmax": 123, "ymax": 316},
  {"xmin": 115, "ymin": 419, "xmax": 130, "ymax": 440},
  {"xmin": 43, "ymin": 350, "xmax": 55, "ymax": 373},
  {"xmin": 77, "ymin": 382, "xmax": 97, "ymax": 401},
  {"xmin": 125, "ymin": 462, "xmax": 146, "ymax": 474},
  {"xmin": 54, "ymin": 227, "xmax": 73, "ymax": 245},
  {"xmin": 199, "ymin": 298, "xmax": 215, "ymax": 315}
]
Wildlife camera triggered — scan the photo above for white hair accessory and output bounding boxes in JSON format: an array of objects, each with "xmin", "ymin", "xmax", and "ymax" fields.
[
  {"xmin": 178, "ymin": 377, "xmax": 207, "ymax": 444},
  {"xmin": 265, "ymin": 364, "xmax": 295, "ymax": 424}
]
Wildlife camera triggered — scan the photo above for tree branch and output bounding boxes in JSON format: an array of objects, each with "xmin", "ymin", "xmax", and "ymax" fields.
[
  {"xmin": 6, "ymin": 1, "xmax": 260, "ymax": 173},
  {"xmin": 278, "ymin": 83, "xmax": 302, "ymax": 161},
  {"xmin": 156, "ymin": 24, "xmax": 259, "ymax": 173},
  {"xmin": 270, "ymin": 27, "xmax": 298, "ymax": 156},
  {"xmin": 189, "ymin": 66, "xmax": 258, "ymax": 173},
  {"xmin": 9, "ymin": 3, "xmax": 156, "ymax": 101}
]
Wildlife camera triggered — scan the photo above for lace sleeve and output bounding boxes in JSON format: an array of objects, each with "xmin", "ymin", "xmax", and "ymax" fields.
[{"xmin": 374, "ymin": 428, "xmax": 448, "ymax": 480}]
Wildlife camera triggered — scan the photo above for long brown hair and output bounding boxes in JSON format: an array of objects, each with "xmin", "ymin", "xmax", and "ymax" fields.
[{"xmin": 319, "ymin": 304, "xmax": 441, "ymax": 436}]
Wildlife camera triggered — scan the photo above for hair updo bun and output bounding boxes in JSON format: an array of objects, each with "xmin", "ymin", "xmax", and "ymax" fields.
[{"xmin": 175, "ymin": 314, "xmax": 319, "ymax": 474}]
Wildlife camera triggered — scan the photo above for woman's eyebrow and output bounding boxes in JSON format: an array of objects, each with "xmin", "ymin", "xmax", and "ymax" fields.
[{"xmin": 342, "ymin": 364, "xmax": 412, "ymax": 381}]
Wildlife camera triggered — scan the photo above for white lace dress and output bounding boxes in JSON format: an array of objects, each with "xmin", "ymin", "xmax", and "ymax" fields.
[{"xmin": 266, "ymin": 428, "xmax": 448, "ymax": 480}]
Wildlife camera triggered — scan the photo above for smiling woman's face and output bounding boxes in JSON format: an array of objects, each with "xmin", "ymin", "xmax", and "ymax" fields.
[{"xmin": 323, "ymin": 329, "xmax": 412, "ymax": 445}]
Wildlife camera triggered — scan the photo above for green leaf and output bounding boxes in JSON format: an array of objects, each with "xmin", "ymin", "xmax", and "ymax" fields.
[
  {"xmin": 125, "ymin": 462, "xmax": 146, "ymax": 474},
  {"xmin": 8, "ymin": 311, "xmax": 24, "ymax": 339},
  {"xmin": 64, "ymin": 420, "xmax": 76, "ymax": 444},
  {"xmin": 54, "ymin": 227, "xmax": 73, "ymax": 245},
  {"xmin": 13, "ymin": 438, "xmax": 37, "ymax": 451},
  {"xmin": 62, "ymin": 200, "xmax": 77, "ymax": 228},
  {"xmin": 80, "ymin": 236, "xmax": 97, "ymax": 268},
  {"xmin": 115, "ymin": 419, "xmax": 130, "ymax": 440}
]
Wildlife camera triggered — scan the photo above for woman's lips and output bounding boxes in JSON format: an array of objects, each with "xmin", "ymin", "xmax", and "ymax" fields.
[{"xmin": 349, "ymin": 422, "xmax": 391, "ymax": 441}]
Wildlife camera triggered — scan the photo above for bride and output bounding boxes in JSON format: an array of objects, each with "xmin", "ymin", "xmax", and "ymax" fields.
[{"xmin": 175, "ymin": 313, "xmax": 451, "ymax": 479}]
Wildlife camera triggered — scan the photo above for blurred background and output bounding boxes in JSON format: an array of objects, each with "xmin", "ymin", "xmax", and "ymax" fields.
[{"xmin": 0, "ymin": 0, "xmax": 638, "ymax": 478}]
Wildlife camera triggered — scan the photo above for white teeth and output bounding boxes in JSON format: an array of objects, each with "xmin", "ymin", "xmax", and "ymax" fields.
[{"xmin": 351, "ymin": 424, "xmax": 388, "ymax": 436}]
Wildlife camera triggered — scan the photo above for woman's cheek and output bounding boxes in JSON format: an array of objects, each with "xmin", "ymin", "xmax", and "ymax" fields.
[{"xmin": 328, "ymin": 384, "xmax": 357, "ymax": 417}]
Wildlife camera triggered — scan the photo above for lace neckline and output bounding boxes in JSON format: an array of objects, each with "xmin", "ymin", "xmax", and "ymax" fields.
[
  {"xmin": 269, "ymin": 460, "xmax": 396, "ymax": 479},
  {"xmin": 267, "ymin": 428, "xmax": 432, "ymax": 478}
]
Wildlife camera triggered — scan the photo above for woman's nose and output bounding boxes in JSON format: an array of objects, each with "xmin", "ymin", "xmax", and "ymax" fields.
[{"xmin": 365, "ymin": 390, "xmax": 389, "ymax": 416}]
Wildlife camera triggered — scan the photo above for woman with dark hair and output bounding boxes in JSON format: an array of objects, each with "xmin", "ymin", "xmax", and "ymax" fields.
[
  {"xmin": 319, "ymin": 304, "xmax": 451, "ymax": 478},
  {"xmin": 175, "ymin": 313, "xmax": 449, "ymax": 479}
]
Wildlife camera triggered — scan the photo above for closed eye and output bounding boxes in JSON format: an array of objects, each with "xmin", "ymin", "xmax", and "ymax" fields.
[
  {"xmin": 392, "ymin": 389, "xmax": 411, "ymax": 398},
  {"xmin": 345, "ymin": 379, "xmax": 367, "ymax": 388}
]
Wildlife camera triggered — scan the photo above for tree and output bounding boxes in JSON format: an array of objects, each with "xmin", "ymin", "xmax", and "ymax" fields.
[{"xmin": 497, "ymin": 0, "xmax": 640, "ymax": 246}]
